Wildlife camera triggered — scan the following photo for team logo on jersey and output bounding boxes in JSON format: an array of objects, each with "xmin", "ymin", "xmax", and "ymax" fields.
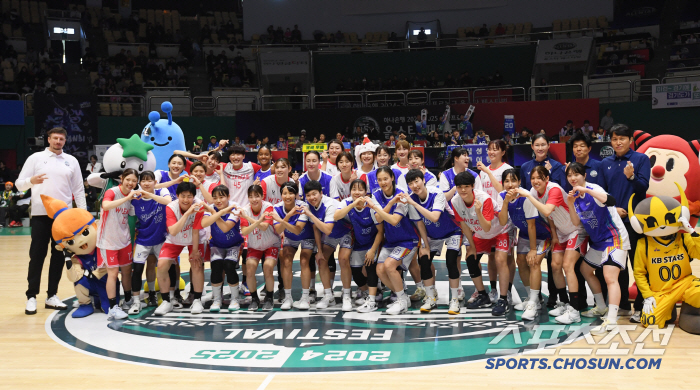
[{"xmin": 47, "ymin": 265, "xmax": 599, "ymax": 373}]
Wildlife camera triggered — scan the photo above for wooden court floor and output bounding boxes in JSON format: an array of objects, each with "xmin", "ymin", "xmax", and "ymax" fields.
[{"xmin": 2, "ymin": 234, "xmax": 700, "ymax": 390}]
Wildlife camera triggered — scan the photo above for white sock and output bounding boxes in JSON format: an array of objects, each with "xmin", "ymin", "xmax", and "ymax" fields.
[
  {"xmin": 529, "ymin": 289, "xmax": 540, "ymax": 302},
  {"xmin": 395, "ymin": 290, "xmax": 406, "ymax": 300},
  {"xmin": 133, "ymin": 295, "xmax": 140, "ymax": 304},
  {"xmin": 524, "ymin": 286, "xmax": 530, "ymax": 297},
  {"xmin": 343, "ymin": 288, "xmax": 351, "ymax": 298},
  {"xmin": 594, "ymin": 293, "xmax": 607, "ymax": 309},
  {"xmin": 169, "ymin": 290, "xmax": 175, "ymax": 299},
  {"xmin": 607, "ymin": 304, "xmax": 619, "ymax": 322},
  {"xmin": 416, "ymin": 281, "xmax": 424, "ymax": 289},
  {"xmin": 302, "ymin": 289, "xmax": 309, "ymax": 299},
  {"xmin": 450, "ymin": 287, "xmax": 459, "ymax": 300},
  {"xmin": 285, "ymin": 288, "xmax": 292, "ymax": 297},
  {"xmin": 148, "ymin": 283, "xmax": 155, "ymax": 293},
  {"xmin": 425, "ymin": 285, "xmax": 436, "ymax": 298},
  {"xmin": 230, "ymin": 284, "xmax": 239, "ymax": 300},
  {"xmin": 212, "ymin": 285, "xmax": 222, "ymax": 301},
  {"xmin": 324, "ymin": 288, "xmax": 332, "ymax": 297}
]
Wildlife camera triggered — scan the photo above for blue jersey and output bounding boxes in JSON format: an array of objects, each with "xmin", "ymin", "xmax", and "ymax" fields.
[
  {"xmin": 342, "ymin": 198, "xmax": 380, "ymax": 251},
  {"xmin": 373, "ymin": 187, "xmax": 418, "ymax": 249},
  {"xmin": 75, "ymin": 250, "xmax": 99, "ymax": 272},
  {"xmin": 499, "ymin": 190, "xmax": 551, "ymax": 240},
  {"xmin": 156, "ymin": 170, "xmax": 185, "ymax": 200},
  {"xmin": 254, "ymin": 167, "xmax": 272, "ymax": 182},
  {"xmin": 207, "ymin": 207, "xmax": 244, "ymax": 249},
  {"xmin": 130, "ymin": 188, "xmax": 170, "ymax": 246},
  {"xmin": 439, "ymin": 167, "xmax": 482, "ymax": 193},
  {"xmin": 474, "ymin": 135, "xmax": 488, "ymax": 144},
  {"xmin": 366, "ymin": 167, "xmax": 403, "ymax": 196},
  {"xmin": 273, "ymin": 200, "xmax": 312, "ymax": 241},
  {"xmin": 298, "ymin": 171, "xmax": 333, "ymax": 201},
  {"xmin": 308, "ymin": 195, "xmax": 352, "ymax": 238},
  {"xmin": 408, "ymin": 186, "xmax": 460, "ymax": 240},
  {"xmin": 572, "ymin": 183, "xmax": 629, "ymax": 251}
]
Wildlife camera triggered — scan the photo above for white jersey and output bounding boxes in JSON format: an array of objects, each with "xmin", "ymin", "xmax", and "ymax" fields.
[
  {"xmin": 530, "ymin": 181, "xmax": 584, "ymax": 237},
  {"xmin": 439, "ymin": 166, "xmax": 484, "ymax": 193},
  {"xmin": 262, "ymin": 175, "xmax": 293, "ymax": 205},
  {"xmin": 329, "ymin": 172, "xmax": 353, "ymax": 202},
  {"xmin": 241, "ymin": 201, "xmax": 281, "ymax": 250},
  {"xmin": 391, "ymin": 162, "xmax": 410, "ymax": 176},
  {"xmin": 205, "ymin": 171, "xmax": 220, "ymax": 184},
  {"xmin": 195, "ymin": 180, "xmax": 218, "ymax": 203},
  {"xmin": 324, "ymin": 160, "xmax": 340, "ymax": 176},
  {"xmin": 96, "ymin": 186, "xmax": 133, "ymax": 250},
  {"xmin": 164, "ymin": 199, "xmax": 208, "ymax": 246},
  {"xmin": 397, "ymin": 169, "xmax": 438, "ymax": 193},
  {"xmin": 479, "ymin": 162, "xmax": 512, "ymax": 207},
  {"xmin": 222, "ymin": 161, "xmax": 260, "ymax": 208},
  {"xmin": 450, "ymin": 189, "xmax": 509, "ymax": 239}
]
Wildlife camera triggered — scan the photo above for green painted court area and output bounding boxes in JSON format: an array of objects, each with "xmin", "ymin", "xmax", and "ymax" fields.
[{"xmin": 0, "ymin": 227, "xmax": 31, "ymax": 236}]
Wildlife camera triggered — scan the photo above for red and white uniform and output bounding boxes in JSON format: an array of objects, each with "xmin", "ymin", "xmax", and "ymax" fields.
[
  {"xmin": 196, "ymin": 180, "xmax": 218, "ymax": 203},
  {"xmin": 530, "ymin": 181, "xmax": 587, "ymax": 252},
  {"xmin": 450, "ymin": 189, "xmax": 511, "ymax": 254},
  {"xmin": 261, "ymin": 175, "xmax": 291, "ymax": 205},
  {"xmin": 329, "ymin": 172, "xmax": 353, "ymax": 201},
  {"xmin": 241, "ymin": 201, "xmax": 281, "ymax": 256},
  {"xmin": 96, "ymin": 186, "xmax": 134, "ymax": 268},
  {"xmin": 324, "ymin": 160, "xmax": 339, "ymax": 176},
  {"xmin": 391, "ymin": 162, "xmax": 410, "ymax": 176},
  {"xmin": 205, "ymin": 170, "xmax": 220, "ymax": 184},
  {"xmin": 479, "ymin": 162, "xmax": 512, "ymax": 207},
  {"xmin": 159, "ymin": 199, "xmax": 210, "ymax": 261},
  {"xmin": 222, "ymin": 162, "xmax": 260, "ymax": 208}
]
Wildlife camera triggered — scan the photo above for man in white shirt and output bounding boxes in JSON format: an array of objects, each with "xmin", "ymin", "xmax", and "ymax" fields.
[
  {"xmin": 16, "ymin": 127, "xmax": 87, "ymax": 315},
  {"xmin": 85, "ymin": 154, "xmax": 102, "ymax": 174}
]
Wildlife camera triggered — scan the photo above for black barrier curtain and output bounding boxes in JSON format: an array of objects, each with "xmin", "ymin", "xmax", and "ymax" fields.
[{"xmin": 35, "ymin": 93, "xmax": 97, "ymax": 169}]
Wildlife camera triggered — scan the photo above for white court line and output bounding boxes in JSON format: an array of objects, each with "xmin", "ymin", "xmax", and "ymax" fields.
[{"xmin": 257, "ymin": 374, "xmax": 274, "ymax": 390}]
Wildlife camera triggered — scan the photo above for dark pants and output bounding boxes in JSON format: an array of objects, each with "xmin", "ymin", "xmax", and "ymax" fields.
[
  {"xmin": 0, "ymin": 206, "xmax": 7, "ymax": 225},
  {"xmin": 574, "ymin": 256, "xmax": 588, "ymax": 308},
  {"xmin": 26, "ymin": 216, "xmax": 65, "ymax": 299},
  {"xmin": 9, "ymin": 204, "xmax": 29, "ymax": 222}
]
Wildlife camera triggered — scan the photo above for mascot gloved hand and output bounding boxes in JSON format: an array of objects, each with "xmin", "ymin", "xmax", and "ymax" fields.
[
  {"xmin": 629, "ymin": 183, "xmax": 700, "ymax": 330},
  {"xmin": 42, "ymin": 194, "xmax": 110, "ymax": 318}
]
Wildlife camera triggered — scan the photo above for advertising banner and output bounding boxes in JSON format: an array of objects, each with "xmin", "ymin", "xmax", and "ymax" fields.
[{"xmin": 652, "ymin": 82, "xmax": 700, "ymax": 109}]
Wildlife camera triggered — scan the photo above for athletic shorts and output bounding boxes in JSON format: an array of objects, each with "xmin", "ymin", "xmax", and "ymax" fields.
[
  {"xmin": 247, "ymin": 247, "xmax": 279, "ymax": 261},
  {"xmin": 350, "ymin": 248, "xmax": 377, "ymax": 267},
  {"xmin": 283, "ymin": 237, "xmax": 315, "ymax": 251},
  {"xmin": 461, "ymin": 235, "xmax": 471, "ymax": 247},
  {"xmin": 97, "ymin": 246, "xmax": 133, "ymax": 268},
  {"xmin": 583, "ymin": 247, "xmax": 627, "ymax": 269},
  {"xmin": 516, "ymin": 237, "xmax": 552, "ymax": 255},
  {"xmin": 378, "ymin": 246, "xmax": 418, "ymax": 271},
  {"xmin": 552, "ymin": 231, "xmax": 588, "ymax": 253},
  {"xmin": 322, "ymin": 232, "xmax": 353, "ymax": 250},
  {"xmin": 425, "ymin": 233, "xmax": 462, "ymax": 254},
  {"xmin": 159, "ymin": 242, "xmax": 211, "ymax": 262},
  {"xmin": 132, "ymin": 243, "xmax": 163, "ymax": 264},
  {"xmin": 473, "ymin": 232, "xmax": 511, "ymax": 255},
  {"xmin": 210, "ymin": 245, "xmax": 241, "ymax": 262}
]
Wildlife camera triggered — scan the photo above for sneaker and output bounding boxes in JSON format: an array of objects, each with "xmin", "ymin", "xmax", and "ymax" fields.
[
  {"xmin": 154, "ymin": 300, "xmax": 173, "ymax": 316},
  {"xmin": 341, "ymin": 295, "xmax": 353, "ymax": 312},
  {"xmin": 277, "ymin": 289, "xmax": 286, "ymax": 303},
  {"xmin": 120, "ymin": 299, "xmax": 133, "ymax": 311},
  {"xmin": 492, "ymin": 298, "xmax": 508, "ymax": 316},
  {"xmin": 248, "ymin": 299, "xmax": 259, "ymax": 311},
  {"xmin": 548, "ymin": 302, "xmax": 566, "ymax": 317},
  {"xmin": 240, "ymin": 282, "xmax": 251, "ymax": 296},
  {"xmin": 316, "ymin": 294, "xmax": 336, "ymax": 309},
  {"xmin": 171, "ymin": 296, "xmax": 184, "ymax": 309},
  {"xmin": 581, "ymin": 305, "xmax": 608, "ymax": 318},
  {"xmin": 375, "ymin": 291, "xmax": 383, "ymax": 303},
  {"xmin": 389, "ymin": 292, "xmax": 398, "ymax": 302},
  {"xmin": 629, "ymin": 311, "xmax": 642, "ymax": 323},
  {"xmin": 618, "ymin": 308, "xmax": 635, "ymax": 316},
  {"xmin": 262, "ymin": 298, "xmax": 274, "ymax": 311},
  {"xmin": 420, "ymin": 296, "xmax": 437, "ymax": 313},
  {"xmin": 410, "ymin": 286, "xmax": 426, "ymax": 302},
  {"xmin": 507, "ymin": 290, "xmax": 513, "ymax": 306},
  {"xmin": 448, "ymin": 298, "xmax": 461, "ymax": 315},
  {"xmin": 357, "ymin": 300, "xmax": 378, "ymax": 313},
  {"xmin": 15, "ymin": 221, "xmax": 23, "ymax": 227},
  {"xmin": 403, "ymin": 294, "xmax": 411, "ymax": 310},
  {"xmin": 45, "ymin": 295, "xmax": 67, "ymax": 310},
  {"xmin": 107, "ymin": 305, "xmax": 128, "ymax": 320},
  {"xmin": 309, "ymin": 289, "xmax": 317, "ymax": 302},
  {"xmin": 386, "ymin": 297, "xmax": 408, "ymax": 315},
  {"xmin": 457, "ymin": 287, "xmax": 465, "ymax": 301},
  {"xmin": 355, "ymin": 290, "xmax": 369, "ymax": 306},
  {"xmin": 210, "ymin": 298, "xmax": 222, "ymax": 313},
  {"xmin": 488, "ymin": 288, "xmax": 498, "ymax": 303},
  {"xmin": 281, "ymin": 296, "xmax": 293, "ymax": 311},
  {"xmin": 591, "ymin": 318, "xmax": 617, "ymax": 335},
  {"xmin": 147, "ymin": 292, "xmax": 158, "ymax": 307},
  {"xmin": 190, "ymin": 299, "xmax": 203, "ymax": 314},
  {"xmin": 467, "ymin": 289, "xmax": 479, "ymax": 303},
  {"xmin": 128, "ymin": 301, "xmax": 142, "ymax": 315},
  {"xmin": 521, "ymin": 301, "xmax": 539, "ymax": 321},
  {"xmin": 467, "ymin": 293, "xmax": 492, "ymax": 309},
  {"xmin": 182, "ymin": 293, "xmax": 195, "ymax": 308},
  {"xmin": 228, "ymin": 299, "xmax": 240, "ymax": 311},
  {"xmin": 555, "ymin": 304, "xmax": 581, "ymax": 324},
  {"xmin": 297, "ymin": 296, "xmax": 310, "ymax": 310},
  {"xmin": 514, "ymin": 300, "xmax": 527, "ymax": 311},
  {"xmin": 546, "ymin": 294, "xmax": 558, "ymax": 309},
  {"xmin": 25, "ymin": 297, "xmax": 37, "ymax": 315}
]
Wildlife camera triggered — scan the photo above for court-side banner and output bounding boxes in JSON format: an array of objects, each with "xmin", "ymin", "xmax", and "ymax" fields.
[
  {"xmin": 651, "ymin": 82, "xmax": 700, "ymax": 109},
  {"xmin": 535, "ymin": 37, "xmax": 593, "ymax": 63},
  {"xmin": 260, "ymin": 52, "xmax": 310, "ymax": 75}
]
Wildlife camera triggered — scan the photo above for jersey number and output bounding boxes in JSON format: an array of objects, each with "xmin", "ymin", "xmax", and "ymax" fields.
[{"xmin": 658, "ymin": 264, "xmax": 681, "ymax": 282}]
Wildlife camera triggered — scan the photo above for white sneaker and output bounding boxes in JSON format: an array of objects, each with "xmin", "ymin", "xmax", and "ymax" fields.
[
  {"xmin": 154, "ymin": 300, "xmax": 173, "ymax": 316},
  {"xmin": 25, "ymin": 297, "xmax": 37, "ymax": 315},
  {"xmin": 581, "ymin": 305, "xmax": 608, "ymax": 318},
  {"xmin": 228, "ymin": 299, "xmax": 240, "ymax": 311},
  {"xmin": 45, "ymin": 295, "xmax": 67, "ymax": 310},
  {"xmin": 357, "ymin": 300, "xmax": 377, "ymax": 313},
  {"xmin": 190, "ymin": 299, "xmax": 203, "ymax": 314},
  {"xmin": 210, "ymin": 298, "xmax": 222, "ymax": 313},
  {"xmin": 386, "ymin": 298, "xmax": 407, "ymax": 315},
  {"xmin": 107, "ymin": 305, "xmax": 128, "ymax": 320},
  {"xmin": 488, "ymin": 288, "xmax": 498, "ymax": 303},
  {"xmin": 555, "ymin": 305, "xmax": 581, "ymax": 324},
  {"xmin": 316, "ymin": 294, "xmax": 336, "ymax": 309},
  {"xmin": 514, "ymin": 300, "xmax": 527, "ymax": 311},
  {"xmin": 297, "ymin": 296, "xmax": 310, "ymax": 310},
  {"xmin": 341, "ymin": 295, "xmax": 353, "ymax": 312},
  {"xmin": 410, "ymin": 286, "xmax": 426, "ymax": 301},
  {"xmin": 591, "ymin": 318, "xmax": 618, "ymax": 335},
  {"xmin": 281, "ymin": 296, "xmax": 293, "ymax": 311},
  {"xmin": 403, "ymin": 294, "xmax": 411, "ymax": 309},
  {"xmin": 128, "ymin": 301, "xmax": 142, "ymax": 315},
  {"xmin": 448, "ymin": 298, "xmax": 461, "ymax": 315},
  {"xmin": 617, "ymin": 308, "xmax": 635, "ymax": 316},
  {"xmin": 548, "ymin": 302, "xmax": 567, "ymax": 316},
  {"xmin": 630, "ymin": 311, "xmax": 642, "ymax": 323},
  {"xmin": 457, "ymin": 287, "xmax": 465, "ymax": 301},
  {"xmin": 120, "ymin": 299, "xmax": 133, "ymax": 311},
  {"xmin": 420, "ymin": 296, "xmax": 437, "ymax": 313},
  {"xmin": 467, "ymin": 289, "xmax": 479, "ymax": 303},
  {"xmin": 355, "ymin": 290, "xmax": 369, "ymax": 306},
  {"xmin": 521, "ymin": 301, "xmax": 539, "ymax": 321}
]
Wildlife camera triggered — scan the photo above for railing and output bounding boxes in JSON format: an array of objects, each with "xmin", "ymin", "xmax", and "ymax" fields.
[
  {"xmin": 528, "ymin": 84, "xmax": 583, "ymax": 101},
  {"xmin": 96, "ymin": 95, "xmax": 145, "ymax": 116},
  {"xmin": 428, "ymin": 89, "xmax": 473, "ymax": 105},
  {"xmin": 148, "ymin": 95, "xmax": 192, "ymax": 116},
  {"xmin": 662, "ymin": 72, "xmax": 700, "ymax": 83},
  {"xmin": 405, "ymin": 91, "xmax": 429, "ymax": 106},
  {"xmin": 260, "ymin": 95, "xmax": 310, "ymax": 110},
  {"xmin": 472, "ymin": 87, "xmax": 526, "ymax": 103},
  {"xmin": 23, "ymin": 93, "xmax": 33, "ymax": 116},
  {"xmin": 589, "ymin": 71, "xmax": 641, "ymax": 79},
  {"xmin": 313, "ymin": 93, "xmax": 364, "ymax": 109},
  {"xmin": 216, "ymin": 95, "xmax": 257, "ymax": 115},
  {"xmin": 0, "ymin": 92, "xmax": 21, "ymax": 100},
  {"xmin": 365, "ymin": 92, "xmax": 406, "ymax": 107},
  {"xmin": 632, "ymin": 78, "xmax": 659, "ymax": 99},
  {"xmin": 586, "ymin": 80, "xmax": 632, "ymax": 103}
]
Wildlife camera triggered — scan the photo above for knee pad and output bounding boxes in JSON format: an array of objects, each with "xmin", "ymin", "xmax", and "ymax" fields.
[
  {"xmin": 366, "ymin": 263, "xmax": 378, "ymax": 288},
  {"xmin": 309, "ymin": 253, "xmax": 317, "ymax": 273},
  {"xmin": 241, "ymin": 248, "xmax": 247, "ymax": 264},
  {"xmin": 351, "ymin": 266, "xmax": 367, "ymax": 287},
  {"xmin": 465, "ymin": 254, "xmax": 481, "ymax": 279},
  {"xmin": 210, "ymin": 261, "xmax": 224, "ymax": 284},
  {"xmin": 168, "ymin": 264, "xmax": 177, "ymax": 288},
  {"xmin": 328, "ymin": 252, "xmax": 337, "ymax": 273},
  {"xmin": 446, "ymin": 250, "xmax": 462, "ymax": 279},
  {"xmin": 224, "ymin": 261, "xmax": 239, "ymax": 285},
  {"xmin": 419, "ymin": 255, "xmax": 433, "ymax": 281},
  {"xmin": 131, "ymin": 263, "xmax": 145, "ymax": 291}
]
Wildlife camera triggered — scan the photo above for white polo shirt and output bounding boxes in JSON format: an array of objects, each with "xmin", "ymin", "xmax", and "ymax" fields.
[{"xmin": 15, "ymin": 148, "xmax": 86, "ymax": 216}]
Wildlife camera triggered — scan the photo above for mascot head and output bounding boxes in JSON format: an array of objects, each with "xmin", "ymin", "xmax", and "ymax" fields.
[
  {"xmin": 629, "ymin": 182, "xmax": 690, "ymax": 237},
  {"xmin": 354, "ymin": 134, "xmax": 379, "ymax": 167},
  {"xmin": 103, "ymin": 134, "xmax": 157, "ymax": 175},
  {"xmin": 633, "ymin": 130, "xmax": 700, "ymax": 226},
  {"xmin": 41, "ymin": 195, "xmax": 97, "ymax": 255},
  {"xmin": 141, "ymin": 101, "xmax": 186, "ymax": 171}
]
